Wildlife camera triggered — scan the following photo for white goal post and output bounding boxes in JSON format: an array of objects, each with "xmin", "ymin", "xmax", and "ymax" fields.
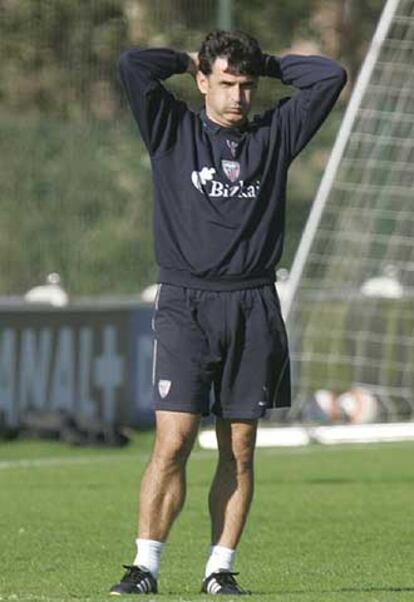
[
  {"xmin": 284, "ymin": 0, "xmax": 402, "ymax": 318},
  {"xmin": 284, "ymin": 0, "xmax": 414, "ymax": 420}
]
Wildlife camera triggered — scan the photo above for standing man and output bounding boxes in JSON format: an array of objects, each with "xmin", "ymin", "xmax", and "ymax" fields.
[{"xmin": 111, "ymin": 30, "xmax": 346, "ymax": 596}]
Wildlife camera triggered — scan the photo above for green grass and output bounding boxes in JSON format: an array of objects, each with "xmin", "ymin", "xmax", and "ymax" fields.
[{"xmin": 1, "ymin": 436, "xmax": 414, "ymax": 601}]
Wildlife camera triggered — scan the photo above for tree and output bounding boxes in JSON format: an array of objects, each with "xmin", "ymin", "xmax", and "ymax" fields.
[{"xmin": 0, "ymin": 0, "xmax": 384, "ymax": 296}]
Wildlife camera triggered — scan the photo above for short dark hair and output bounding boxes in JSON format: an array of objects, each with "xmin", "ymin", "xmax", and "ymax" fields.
[{"xmin": 198, "ymin": 30, "xmax": 263, "ymax": 77}]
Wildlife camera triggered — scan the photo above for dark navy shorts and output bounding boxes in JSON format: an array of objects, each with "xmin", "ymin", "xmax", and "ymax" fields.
[{"xmin": 151, "ymin": 284, "xmax": 291, "ymax": 419}]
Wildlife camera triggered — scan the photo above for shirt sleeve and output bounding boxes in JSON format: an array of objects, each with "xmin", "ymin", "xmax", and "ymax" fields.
[
  {"xmin": 118, "ymin": 47, "xmax": 190, "ymax": 156},
  {"xmin": 262, "ymin": 54, "xmax": 347, "ymax": 161}
]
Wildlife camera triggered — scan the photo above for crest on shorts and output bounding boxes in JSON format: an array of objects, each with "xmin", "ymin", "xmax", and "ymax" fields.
[
  {"xmin": 158, "ymin": 379, "xmax": 172, "ymax": 398},
  {"xmin": 222, "ymin": 160, "xmax": 240, "ymax": 183}
]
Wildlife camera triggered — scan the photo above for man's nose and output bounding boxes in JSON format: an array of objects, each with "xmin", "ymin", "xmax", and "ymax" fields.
[{"xmin": 231, "ymin": 85, "xmax": 243, "ymax": 104}]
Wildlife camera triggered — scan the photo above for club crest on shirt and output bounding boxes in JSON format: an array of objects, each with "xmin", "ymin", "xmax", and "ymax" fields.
[
  {"xmin": 222, "ymin": 160, "xmax": 240, "ymax": 183},
  {"xmin": 158, "ymin": 379, "xmax": 172, "ymax": 398}
]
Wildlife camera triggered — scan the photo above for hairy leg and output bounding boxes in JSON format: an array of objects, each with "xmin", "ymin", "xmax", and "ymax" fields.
[
  {"xmin": 209, "ymin": 418, "xmax": 258, "ymax": 548},
  {"xmin": 138, "ymin": 410, "xmax": 200, "ymax": 541}
]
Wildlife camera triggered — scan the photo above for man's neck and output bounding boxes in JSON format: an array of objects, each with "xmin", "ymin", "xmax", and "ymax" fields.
[{"xmin": 203, "ymin": 108, "xmax": 247, "ymax": 130}]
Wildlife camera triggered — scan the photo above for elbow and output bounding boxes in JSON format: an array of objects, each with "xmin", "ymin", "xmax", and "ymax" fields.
[
  {"xmin": 321, "ymin": 57, "xmax": 348, "ymax": 88},
  {"xmin": 339, "ymin": 66, "xmax": 348, "ymax": 86},
  {"xmin": 335, "ymin": 65, "xmax": 348, "ymax": 89}
]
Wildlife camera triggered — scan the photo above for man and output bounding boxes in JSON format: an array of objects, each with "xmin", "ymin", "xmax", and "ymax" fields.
[{"xmin": 111, "ymin": 30, "xmax": 346, "ymax": 596}]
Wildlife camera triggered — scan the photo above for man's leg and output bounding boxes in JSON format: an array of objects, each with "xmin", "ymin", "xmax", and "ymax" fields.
[
  {"xmin": 201, "ymin": 418, "xmax": 257, "ymax": 595},
  {"xmin": 209, "ymin": 418, "xmax": 257, "ymax": 548},
  {"xmin": 138, "ymin": 409, "xmax": 200, "ymax": 541},
  {"xmin": 110, "ymin": 410, "xmax": 200, "ymax": 595},
  {"xmin": 202, "ymin": 419, "xmax": 255, "ymax": 575}
]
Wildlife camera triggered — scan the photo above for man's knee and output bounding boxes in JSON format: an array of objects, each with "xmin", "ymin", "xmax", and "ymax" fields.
[
  {"xmin": 217, "ymin": 435, "xmax": 256, "ymax": 475},
  {"xmin": 218, "ymin": 447, "xmax": 254, "ymax": 476},
  {"xmin": 152, "ymin": 434, "xmax": 194, "ymax": 468},
  {"xmin": 216, "ymin": 419, "xmax": 257, "ymax": 475},
  {"xmin": 152, "ymin": 410, "xmax": 200, "ymax": 469}
]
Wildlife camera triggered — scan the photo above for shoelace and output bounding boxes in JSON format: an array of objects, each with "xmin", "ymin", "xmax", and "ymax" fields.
[
  {"xmin": 212, "ymin": 571, "xmax": 250, "ymax": 594},
  {"xmin": 120, "ymin": 565, "xmax": 150, "ymax": 583}
]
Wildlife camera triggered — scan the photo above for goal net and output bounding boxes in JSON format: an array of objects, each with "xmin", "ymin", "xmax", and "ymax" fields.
[{"xmin": 285, "ymin": 0, "xmax": 414, "ymax": 422}]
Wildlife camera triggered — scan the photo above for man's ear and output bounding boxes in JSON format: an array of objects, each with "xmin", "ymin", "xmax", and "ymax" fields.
[{"xmin": 196, "ymin": 71, "xmax": 208, "ymax": 95}]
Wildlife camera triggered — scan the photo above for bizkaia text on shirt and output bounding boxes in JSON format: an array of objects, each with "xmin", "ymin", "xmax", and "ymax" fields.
[{"xmin": 191, "ymin": 166, "xmax": 261, "ymax": 199}]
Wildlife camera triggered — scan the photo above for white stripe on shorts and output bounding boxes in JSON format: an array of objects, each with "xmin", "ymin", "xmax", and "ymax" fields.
[
  {"xmin": 152, "ymin": 338, "xmax": 158, "ymax": 386},
  {"xmin": 151, "ymin": 284, "xmax": 162, "ymax": 385}
]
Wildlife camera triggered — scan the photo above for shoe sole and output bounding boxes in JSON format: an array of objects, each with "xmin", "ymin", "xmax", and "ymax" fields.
[{"xmin": 110, "ymin": 589, "xmax": 157, "ymax": 596}]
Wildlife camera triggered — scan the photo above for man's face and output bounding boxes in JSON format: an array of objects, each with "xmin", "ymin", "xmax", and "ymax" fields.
[{"xmin": 197, "ymin": 57, "xmax": 258, "ymax": 128}]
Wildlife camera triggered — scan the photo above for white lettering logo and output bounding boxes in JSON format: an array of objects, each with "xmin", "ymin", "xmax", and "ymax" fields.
[
  {"xmin": 191, "ymin": 167, "xmax": 216, "ymax": 192},
  {"xmin": 0, "ymin": 324, "xmax": 127, "ymax": 428},
  {"xmin": 222, "ymin": 160, "xmax": 240, "ymax": 183},
  {"xmin": 158, "ymin": 379, "xmax": 171, "ymax": 398},
  {"xmin": 190, "ymin": 165, "xmax": 260, "ymax": 200},
  {"xmin": 210, "ymin": 180, "xmax": 225, "ymax": 197}
]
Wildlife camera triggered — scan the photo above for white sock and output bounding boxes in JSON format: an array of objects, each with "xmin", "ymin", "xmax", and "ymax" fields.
[
  {"xmin": 204, "ymin": 545, "xmax": 236, "ymax": 578},
  {"xmin": 133, "ymin": 538, "xmax": 164, "ymax": 578}
]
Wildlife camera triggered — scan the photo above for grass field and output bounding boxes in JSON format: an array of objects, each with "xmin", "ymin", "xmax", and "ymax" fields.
[{"xmin": 0, "ymin": 434, "xmax": 413, "ymax": 602}]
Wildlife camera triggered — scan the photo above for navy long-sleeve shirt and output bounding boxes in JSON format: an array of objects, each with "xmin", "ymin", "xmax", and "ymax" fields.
[{"xmin": 118, "ymin": 48, "xmax": 347, "ymax": 290}]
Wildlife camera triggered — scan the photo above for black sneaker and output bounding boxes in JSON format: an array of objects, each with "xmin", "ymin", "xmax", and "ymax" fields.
[
  {"xmin": 201, "ymin": 570, "xmax": 251, "ymax": 595},
  {"xmin": 110, "ymin": 565, "xmax": 158, "ymax": 595}
]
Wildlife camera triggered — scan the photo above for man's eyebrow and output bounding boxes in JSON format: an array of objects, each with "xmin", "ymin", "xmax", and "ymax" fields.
[
  {"xmin": 220, "ymin": 71, "xmax": 257, "ymax": 81},
  {"xmin": 219, "ymin": 77, "xmax": 238, "ymax": 84}
]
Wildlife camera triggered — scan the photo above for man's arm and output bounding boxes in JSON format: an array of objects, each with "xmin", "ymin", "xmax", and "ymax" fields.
[
  {"xmin": 118, "ymin": 48, "xmax": 191, "ymax": 156},
  {"xmin": 261, "ymin": 54, "xmax": 347, "ymax": 160},
  {"xmin": 186, "ymin": 52, "xmax": 199, "ymax": 77}
]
